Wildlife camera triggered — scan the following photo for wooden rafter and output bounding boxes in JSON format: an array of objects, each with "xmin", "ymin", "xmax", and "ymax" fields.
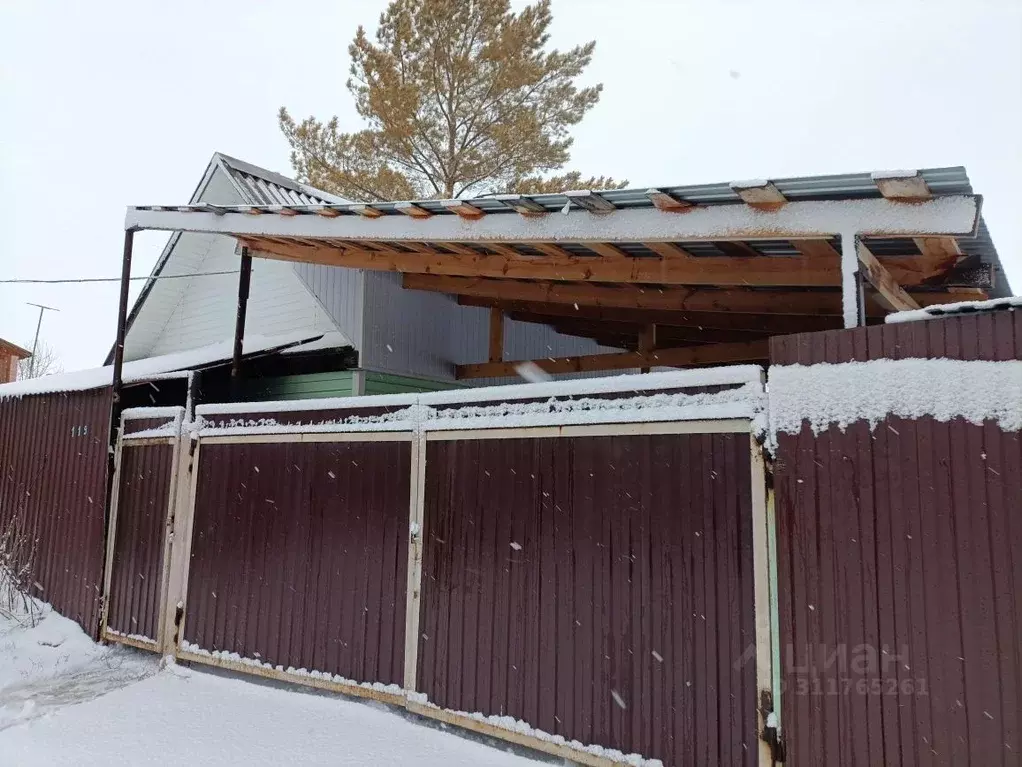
[
  {"xmin": 873, "ymin": 171, "xmax": 932, "ymax": 201},
  {"xmin": 642, "ymin": 241, "xmax": 695, "ymax": 259},
  {"xmin": 539, "ymin": 316, "xmax": 766, "ymax": 347},
  {"xmin": 856, "ymin": 241, "xmax": 920, "ymax": 312},
  {"xmin": 242, "ymin": 237, "xmax": 842, "ymax": 287},
  {"xmin": 405, "ymin": 273, "xmax": 977, "ymax": 315},
  {"xmin": 469, "ymin": 297, "xmax": 843, "ymax": 333},
  {"xmin": 731, "ymin": 181, "xmax": 787, "ymax": 210},
  {"xmin": 456, "ymin": 339, "xmax": 770, "ymax": 379}
]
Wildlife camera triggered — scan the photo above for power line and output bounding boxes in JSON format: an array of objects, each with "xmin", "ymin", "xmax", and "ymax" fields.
[{"xmin": 0, "ymin": 271, "xmax": 239, "ymax": 285}]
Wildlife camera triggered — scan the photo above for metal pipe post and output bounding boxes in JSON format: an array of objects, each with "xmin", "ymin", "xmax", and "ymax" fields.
[
  {"xmin": 112, "ymin": 229, "xmax": 135, "ymax": 405},
  {"xmin": 231, "ymin": 247, "xmax": 253, "ymax": 383}
]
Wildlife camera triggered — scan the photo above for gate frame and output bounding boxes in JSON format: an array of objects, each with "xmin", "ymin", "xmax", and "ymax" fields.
[
  {"xmin": 101, "ymin": 407, "xmax": 184, "ymax": 653},
  {"xmin": 131, "ymin": 367, "xmax": 781, "ymax": 766},
  {"xmin": 403, "ymin": 417, "xmax": 777, "ymax": 767},
  {"xmin": 168, "ymin": 429, "xmax": 415, "ymax": 708}
]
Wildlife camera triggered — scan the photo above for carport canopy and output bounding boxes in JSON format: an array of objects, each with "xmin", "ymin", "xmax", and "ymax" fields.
[{"xmin": 118, "ymin": 167, "xmax": 1003, "ymax": 384}]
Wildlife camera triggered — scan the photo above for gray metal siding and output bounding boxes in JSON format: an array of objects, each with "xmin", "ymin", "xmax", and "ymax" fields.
[
  {"xmin": 292, "ymin": 263, "xmax": 364, "ymax": 350},
  {"xmin": 360, "ymin": 271, "xmax": 614, "ymax": 384}
]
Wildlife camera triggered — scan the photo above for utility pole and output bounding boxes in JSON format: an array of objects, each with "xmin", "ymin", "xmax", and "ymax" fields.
[{"xmin": 26, "ymin": 302, "xmax": 59, "ymax": 379}]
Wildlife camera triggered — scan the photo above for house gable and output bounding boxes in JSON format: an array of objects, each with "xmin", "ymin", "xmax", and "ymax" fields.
[{"xmin": 122, "ymin": 158, "xmax": 352, "ymax": 362}]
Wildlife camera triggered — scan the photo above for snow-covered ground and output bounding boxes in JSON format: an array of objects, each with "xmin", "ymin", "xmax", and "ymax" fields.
[{"xmin": 0, "ymin": 605, "xmax": 541, "ymax": 766}]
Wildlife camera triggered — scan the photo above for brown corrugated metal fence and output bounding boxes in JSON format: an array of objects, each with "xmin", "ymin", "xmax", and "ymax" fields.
[
  {"xmin": 106, "ymin": 442, "xmax": 175, "ymax": 642},
  {"xmin": 184, "ymin": 438, "xmax": 410, "ymax": 686},
  {"xmin": 771, "ymin": 310, "xmax": 1022, "ymax": 766},
  {"xmin": 0, "ymin": 389, "xmax": 110, "ymax": 636},
  {"xmin": 418, "ymin": 433, "xmax": 758, "ymax": 766}
]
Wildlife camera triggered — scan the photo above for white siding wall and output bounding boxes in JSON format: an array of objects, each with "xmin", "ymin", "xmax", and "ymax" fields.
[
  {"xmin": 293, "ymin": 263, "xmax": 365, "ymax": 351},
  {"xmin": 359, "ymin": 271, "xmax": 614, "ymax": 383},
  {"xmin": 146, "ymin": 244, "xmax": 338, "ymax": 357},
  {"xmin": 125, "ymin": 166, "xmax": 346, "ymax": 361}
]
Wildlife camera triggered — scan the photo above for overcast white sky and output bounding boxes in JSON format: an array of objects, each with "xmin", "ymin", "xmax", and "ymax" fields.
[{"xmin": 1, "ymin": 0, "xmax": 1020, "ymax": 371}]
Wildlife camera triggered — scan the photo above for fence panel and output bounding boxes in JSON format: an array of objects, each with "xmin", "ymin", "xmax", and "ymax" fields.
[
  {"xmin": 104, "ymin": 441, "xmax": 175, "ymax": 647},
  {"xmin": 181, "ymin": 436, "xmax": 411, "ymax": 691},
  {"xmin": 417, "ymin": 429, "xmax": 758, "ymax": 766},
  {"xmin": 771, "ymin": 311, "xmax": 1022, "ymax": 765},
  {"xmin": 0, "ymin": 389, "xmax": 109, "ymax": 636}
]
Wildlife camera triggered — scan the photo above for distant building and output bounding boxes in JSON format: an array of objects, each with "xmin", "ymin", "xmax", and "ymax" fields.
[{"xmin": 0, "ymin": 339, "xmax": 30, "ymax": 384}]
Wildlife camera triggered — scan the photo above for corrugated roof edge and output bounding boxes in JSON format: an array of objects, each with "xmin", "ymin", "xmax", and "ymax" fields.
[{"xmin": 215, "ymin": 153, "xmax": 350, "ymax": 205}]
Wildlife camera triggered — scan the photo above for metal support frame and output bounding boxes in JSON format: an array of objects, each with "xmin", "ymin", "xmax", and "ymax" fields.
[
  {"xmin": 839, "ymin": 231, "xmax": 866, "ymax": 328},
  {"xmin": 231, "ymin": 246, "xmax": 253, "ymax": 384}
]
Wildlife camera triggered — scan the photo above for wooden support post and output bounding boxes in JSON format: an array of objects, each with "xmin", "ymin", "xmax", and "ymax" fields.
[
  {"xmin": 488, "ymin": 307, "xmax": 504, "ymax": 363},
  {"xmin": 112, "ymin": 229, "xmax": 135, "ymax": 408},
  {"xmin": 638, "ymin": 323, "xmax": 657, "ymax": 373},
  {"xmin": 231, "ymin": 247, "xmax": 253, "ymax": 384}
]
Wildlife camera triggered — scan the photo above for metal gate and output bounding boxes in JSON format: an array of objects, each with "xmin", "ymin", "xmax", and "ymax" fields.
[{"xmin": 101, "ymin": 407, "xmax": 184, "ymax": 651}]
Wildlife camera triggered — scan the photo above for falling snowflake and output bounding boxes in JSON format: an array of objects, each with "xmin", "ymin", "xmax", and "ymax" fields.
[{"xmin": 510, "ymin": 542, "xmax": 523, "ymax": 551}]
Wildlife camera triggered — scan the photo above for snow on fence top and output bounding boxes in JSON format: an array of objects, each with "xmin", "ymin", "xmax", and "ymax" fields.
[
  {"xmin": 0, "ymin": 331, "xmax": 324, "ymax": 400},
  {"xmin": 194, "ymin": 366, "xmax": 767, "ymax": 436},
  {"xmin": 885, "ymin": 295, "xmax": 1022, "ymax": 324},
  {"xmin": 768, "ymin": 358, "xmax": 1022, "ymax": 437}
]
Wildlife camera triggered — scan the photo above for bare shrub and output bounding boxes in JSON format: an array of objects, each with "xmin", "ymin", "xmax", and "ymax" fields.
[{"xmin": 0, "ymin": 515, "xmax": 41, "ymax": 628}]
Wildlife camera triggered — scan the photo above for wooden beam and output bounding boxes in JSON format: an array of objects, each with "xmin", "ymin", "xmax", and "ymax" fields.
[
  {"xmin": 489, "ymin": 308, "xmax": 504, "ymax": 363},
  {"xmin": 638, "ymin": 324, "xmax": 657, "ymax": 373},
  {"xmin": 792, "ymin": 239, "xmax": 840, "ymax": 259},
  {"xmin": 409, "ymin": 273, "xmax": 975, "ymax": 315},
  {"xmin": 583, "ymin": 242, "xmax": 628, "ymax": 259},
  {"xmin": 565, "ymin": 190, "xmax": 616, "ymax": 213},
  {"xmin": 349, "ymin": 204, "xmax": 383, "ymax": 219},
  {"xmin": 521, "ymin": 314, "xmax": 768, "ymax": 345},
  {"xmin": 731, "ymin": 181, "xmax": 787, "ymax": 210},
  {"xmin": 469, "ymin": 297, "xmax": 842, "ymax": 333},
  {"xmin": 491, "ymin": 194, "xmax": 548, "ymax": 217},
  {"xmin": 856, "ymin": 241, "xmax": 920, "ymax": 312},
  {"xmin": 244, "ymin": 236, "xmax": 844, "ymax": 287},
  {"xmin": 243, "ymin": 237, "xmax": 840, "ymax": 287},
  {"xmin": 642, "ymin": 241, "xmax": 695, "ymax": 259},
  {"xmin": 410, "ymin": 273, "xmax": 846, "ymax": 315},
  {"xmin": 645, "ymin": 189, "xmax": 692, "ymax": 212},
  {"xmin": 872, "ymin": 171, "xmax": 931, "ymax": 201},
  {"xmin": 456, "ymin": 340, "xmax": 770, "ymax": 379},
  {"xmin": 715, "ymin": 241, "xmax": 764, "ymax": 259},
  {"xmin": 440, "ymin": 200, "xmax": 485, "ymax": 219},
  {"xmin": 914, "ymin": 236, "xmax": 963, "ymax": 264},
  {"xmin": 395, "ymin": 201, "xmax": 432, "ymax": 218},
  {"xmin": 437, "ymin": 242, "xmax": 480, "ymax": 256}
]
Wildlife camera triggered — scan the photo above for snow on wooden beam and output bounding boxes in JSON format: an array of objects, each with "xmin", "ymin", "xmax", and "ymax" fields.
[
  {"xmin": 395, "ymin": 202, "xmax": 432, "ymax": 218},
  {"xmin": 645, "ymin": 189, "xmax": 692, "ymax": 212},
  {"xmin": 729, "ymin": 180, "xmax": 787, "ymax": 209},
  {"xmin": 349, "ymin": 204, "xmax": 384, "ymax": 219},
  {"xmin": 125, "ymin": 194, "xmax": 982, "ymax": 243},
  {"xmin": 491, "ymin": 194, "xmax": 548, "ymax": 217},
  {"xmin": 455, "ymin": 339, "xmax": 770, "ymax": 379},
  {"xmin": 856, "ymin": 241, "xmax": 920, "ymax": 313},
  {"xmin": 440, "ymin": 199, "xmax": 486, "ymax": 219},
  {"xmin": 564, "ymin": 190, "xmax": 616, "ymax": 214},
  {"xmin": 871, "ymin": 170, "xmax": 932, "ymax": 201}
]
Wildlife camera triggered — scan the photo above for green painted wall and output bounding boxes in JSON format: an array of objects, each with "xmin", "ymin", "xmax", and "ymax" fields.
[
  {"xmin": 243, "ymin": 370, "xmax": 355, "ymax": 401},
  {"xmin": 242, "ymin": 370, "xmax": 462, "ymax": 401},
  {"xmin": 363, "ymin": 371, "xmax": 464, "ymax": 395}
]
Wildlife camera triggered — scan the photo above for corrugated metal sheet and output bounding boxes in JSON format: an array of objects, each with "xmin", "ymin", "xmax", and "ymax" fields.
[
  {"xmin": 0, "ymin": 390, "xmax": 109, "ymax": 636},
  {"xmin": 418, "ymin": 433, "xmax": 757, "ymax": 766},
  {"xmin": 770, "ymin": 308, "xmax": 1021, "ymax": 364},
  {"xmin": 775, "ymin": 420, "xmax": 1022, "ymax": 766},
  {"xmin": 184, "ymin": 439, "xmax": 410, "ymax": 686},
  {"xmin": 770, "ymin": 311, "xmax": 1022, "ymax": 765},
  {"xmin": 130, "ymin": 165, "xmax": 1008, "ymax": 296},
  {"xmin": 107, "ymin": 443, "xmax": 174, "ymax": 641}
]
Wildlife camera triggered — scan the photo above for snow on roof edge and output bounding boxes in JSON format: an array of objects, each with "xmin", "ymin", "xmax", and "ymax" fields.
[{"xmin": 0, "ymin": 331, "xmax": 324, "ymax": 400}]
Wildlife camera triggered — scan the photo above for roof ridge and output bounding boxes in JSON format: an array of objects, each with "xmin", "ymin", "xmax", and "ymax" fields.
[{"xmin": 212, "ymin": 152, "xmax": 349, "ymax": 204}]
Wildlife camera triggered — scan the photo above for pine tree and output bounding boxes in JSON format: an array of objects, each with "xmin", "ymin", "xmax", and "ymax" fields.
[{"xmin": 278, "ymin": 0, "xmax": 625, "ymax": 201}]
